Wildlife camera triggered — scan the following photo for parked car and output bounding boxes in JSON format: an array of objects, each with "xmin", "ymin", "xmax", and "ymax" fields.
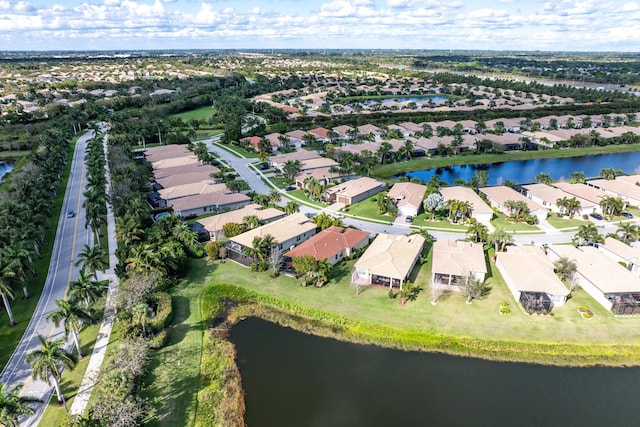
[
  {"xmin": 621, "ymin": 212, "xmax": 634, "ymax": 219},
  {"xmin": 285, "ymin": 186, "xmax": 296, "ymax": 191},
  {"xmin": 66, "ymin": 210, "xmax": 75, "ymax": 218},
  {"xmin": 405, "ymin": 215, "xmax": 413, "ymax": 223},
  {"xmin": 590, "ymin": 213, "xmax": 603, "ymax": 220},
  {"xmin": 333, "ymin": 213, "xmax": 345, "ymax": 219}
]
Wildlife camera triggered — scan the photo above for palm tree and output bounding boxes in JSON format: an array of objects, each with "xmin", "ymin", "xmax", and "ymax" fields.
[
  {"xmin": 377, "ymin": 141, "xmax": 393, "ymax": 165},
  {"xmin": 446, "ymin": 199, "xmax": 461, "ymax": 222},
  {"xmin": 466, "ymin": 222, "xmax": 489, "ymax": 243},
  {"xmin": 565, "ymin": 197, "xmax": 581, "ymax": 218},
  {"xmin": 535, "ymin": 172, "xmax": 552, "ymax": 185},
  {"xmin": 115, "ymin": 215, "xmax": 144, "ymax": 246},
  {"xmin": 125, "ymin": 244, "xmax": 165, "ymax": 275},
  {"xmin": 617, "ymin": 222, "xmax": 638, "ymax": 244},
  {"xmin": 573, "ymin": 223, "xmax": 604, "ymax": 246},
  {"xmin": 313, "ymin": 259, "xmax": 332, "ymax": 288},
  {"xmin": 242, "ymin": 215, "xmax": 260, "ymax": 230},
  {"xmin": 489, "ymin": 227, "xmax": 513, "ymax": 252},
  {"xmin": 0, "ymin": 383, "xmax": 41, "ymax": 427},
  {"xmin": 25, "ymin": 335, "xmax": 77, "ymax": 411},
  {"xmin": 68, "ymin": 270, "xmax": 105, "ymax": 309},
  {"xmin": 282, "ymin": 160, "xmax": 302, "ymax": 181},
  {"xmin": 268, "ymin": 189, "xmax": 282, "ymax": 205},
  {"xmin": 600, "ymin": 168, "xmax": 623, "ymax": 180},
  {"xmin": 0, "ymin": 273, "xmax": 17, "ymax": 326},
  {"xmin": 46, "ymin": 299, "xmax": 92, "ymax": 357},
  {"xmin": 284, "ymin": 201, "xmax": 300, "ymax": 215},
  {"xmin": 75, "ymin": 245, "xmax": 107, "ymax": 278},
  {"xmin": 131, "ymin": 303, "xmax": 152, "ymax": 337}
]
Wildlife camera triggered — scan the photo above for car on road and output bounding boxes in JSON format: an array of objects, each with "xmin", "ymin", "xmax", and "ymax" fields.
[
  {"xmin": 622, "ymin": 212, "xmax": 634, "ymax": 219},
  {"xmin": 333, "ymin": 213, "xmax": 345, "ymax": 219},
  {"xmin": 590, "ymin": 213, "xmax": 603, "ymax": 220},
  {"xmin": 66, "ymin": 209, "xmax": 75, "ymax": 218}
]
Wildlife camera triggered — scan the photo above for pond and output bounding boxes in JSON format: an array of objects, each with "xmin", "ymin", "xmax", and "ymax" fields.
[
  {"xmin": 0, "ymin": 160, "xmax": 15, "ymax": 183},
  {"xmin": 231, "ymin": 318, "xmax": 640, "ymax": 427},
  {"xmin": 402, "ymin": 151, "xmax": 640, "ymax": 185}
]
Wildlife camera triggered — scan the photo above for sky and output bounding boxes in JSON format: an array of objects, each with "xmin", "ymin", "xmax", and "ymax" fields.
[{"xmin": 0, "ymin": 0, "xmax": 639, "ymax": 51}]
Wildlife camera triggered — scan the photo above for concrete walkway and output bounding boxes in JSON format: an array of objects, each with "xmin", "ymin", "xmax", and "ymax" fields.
[{"xmin": 70, "ymin": 130, "xmax": 120, "ymax": 417}]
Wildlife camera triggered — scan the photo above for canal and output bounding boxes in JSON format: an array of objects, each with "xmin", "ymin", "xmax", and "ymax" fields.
[
  {"xmin": 0, "ymin": 160, "xmax": 14, "ymax": 183},
  {"xmin": 403, "ymin": 151, "xmax": 640, "ymax": 185},
  {"xmin": 232, "ymin": 318, "xmax": 640, "ymax": 427}
]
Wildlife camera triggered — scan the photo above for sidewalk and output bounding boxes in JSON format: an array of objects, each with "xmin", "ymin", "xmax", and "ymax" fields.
[{"xmin": 70, "ymin": 130, "xmax": 120, "ymax": 416}]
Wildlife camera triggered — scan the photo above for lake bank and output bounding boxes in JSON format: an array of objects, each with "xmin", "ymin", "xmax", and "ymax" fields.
[{"xmin": 374, "ymin": 143, "xmax": 640, "ymax": 179}]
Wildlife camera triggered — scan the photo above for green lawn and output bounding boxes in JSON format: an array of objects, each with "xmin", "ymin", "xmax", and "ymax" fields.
[
  {"xmin": 194, "ymin": 129, "xmax": 223, "ymax": 140},
  {"xmin": 0, "ymin": 150, "xmax": 30, "ymax": 160},
  {"xmin": 546, "ymin": 215, "xmax": 592, "ymax": 230},
  {"xmin": 412, "ymin": 213, "xmax": 470, "ymax": 231},
  {"xmin": 285, "ymin": 189, "xmax": 326, "ymax": 208},
  {"xmin": 168, "ymin": 106, "xmax": 215, "ymax": 122},
  {"xmin": 213, "ymin": 142, "xmax": 259, "ymax": 159},
  {"xmin": 191, "ymin": 255, "xmax": 640, "ymax": 345},
  {"xmin": 141, "ymin": 264, "xmax": 210, "ymax": 427},
  {"xmin": 344, "ymin": 196, "xmax": 396, "ymax": 223},
  {"xmin": 0, "ymin": 132, "xmax": 83, "ymax": 370},
  {"xmin": 39, "ymin": 303, "xmax": 105, "ymax": 426},
  {"xmin": 492, "ymin": 212, "xmax": 541, "ymax": 232},
  {"xmin": 268, "ymin": 177, "xmax": 292, "ymax": 189}
]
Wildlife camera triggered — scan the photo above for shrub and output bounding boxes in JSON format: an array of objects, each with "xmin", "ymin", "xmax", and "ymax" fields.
[
  {"xmin": 147, "ymin": 292, "xmax": 173, "ymax": 333},
  {"xmin": 206, "ymin": 241, "xmax": 222, "ymax": 259},
  {"xmin": 148, "ymin": 329, "xmax": 168, "ymax": 349},
  {"xmin": 499, "ymin": 301, "xmax": 511, "ymax": 315}
]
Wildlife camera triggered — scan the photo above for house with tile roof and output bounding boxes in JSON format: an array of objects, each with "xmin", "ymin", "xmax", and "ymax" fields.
[
  {"xmin": 352, "ymin": 233, "xmax": 425, "ymax": 290},
  {"xmin": 496, "ymin": 245, "xmax": 569, "ymax": 313},
  {"xmin": 431, "ymin": 240, "xmax": 487, "ymax": 291},
  {"xmin": 197, "ymin": 204, "xmax": 286, "ymax": 241},
  {"xmin": 324, "ymin": 177, "xmax": 386, "ymax": 207},
  {"xmin": 286, "ymin": 226, "xmax": 370, "ymax": 265},
  {"xmin": 388, "ymin": 182, "xmax": 427, "ymax": 217},
  {"xmin": 480, "ymin": 185, "xmax": 548, "ymax": 223}
]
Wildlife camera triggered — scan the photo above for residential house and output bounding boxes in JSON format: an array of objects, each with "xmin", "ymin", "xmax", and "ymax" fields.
[
  {"xmin": 598, "ymin": 237, "xmax": 640, "ymax": 277},
  {"xmin": 324, "ymin": 177, "xmax": 386, "ymax": 207},
  {"xmin": 547, "ymin": 244, "xmax": 640, "ymax": 315},
  {"xmin": 357, "ymin": 124, "xmax": 381, "ymax": 139},
  {"xmin": 269, "ymin": 150, "xmax": 320, "ymax": 171},
  {"xmin": 197, "ymin": 204, "xmax": 286, "ymax": 240},
  {"xmin": 388, "ymin": 182, "xmax": 427, "ymax": 217},
  {"xmin": 332, "ymin": 125, "xmax": 355, "ymax": 140},
  {"xmin": 224, "ymin": 213, "xmax": 317, "ymax": 267},
  {"xmin": 240, "ymin": 135, "xmax": 273, "ymax": 152},
  {"xmin": 308, "ymin": 127, "xmax": 331, "ymax": 142},
  {"xmin": 152, "ymin": 163, "xmax": 219, "ymax": 180},
  {"xmin": 521, "ymin": 183, "xmax": 596, "ymax": 214},
  {"xmin": 170, "ymin": 191, "xmax": 251, "ymax": 217},
  {"xmin": 155, "ymin": 168, "xmax": 221, "ymax": 189},
  {"xmin": 264, "ymin": 133, "xmax": 285, "ymax": 150},
  {"xmin": 438, "ymin": 186, "xmax": 494, "ymax": 224},
  {"xmin": 587, "ymin": 178, "xmax": 640, "ymax": 207},
  {"xmin": 285, "ymin": 129, "xmax": 308, "ymax": 148},
  {"xmin": 552, "ymin": 182, "xmax": 607, "ymax": 212},
  {"xmin": 157, "ymin": 181, "xmax": 228, "ymax": 204},
  {"xmin": 496, "ymin": 246, "xmax": 569, "ymax": 313},
  {"xmin": 351, "ymin": 233, "xmax": 425, "ymax": 290},
  {"xmin": 431, "ymin": 240, "xmax": 487, "ymax": 291},
  {"xmin": 480, "ymin": 186, "xmax": 548, "ymax": 223},
  {"xmin": 143, "ymin": 144, "xmax": 191, "ymax": 163},
  {"xmin": 151, "ymin": 155, "xmax": 200, "ymax": 171},
  {"xmin": 398, "ymin": 121, "xmax": 424, "ymax": 136},
  {"xmin": 286, "ymin": 226, "xmax": 370, "ymax": 265}
]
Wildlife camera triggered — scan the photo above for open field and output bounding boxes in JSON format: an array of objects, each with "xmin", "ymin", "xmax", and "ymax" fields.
[
  {"xmin": 374, "ymin": 143, "xmax": 640, "ymax": 178},
  {"xmin": 168, "ymin": 106, "xmax": 214, "ymax": 122}
]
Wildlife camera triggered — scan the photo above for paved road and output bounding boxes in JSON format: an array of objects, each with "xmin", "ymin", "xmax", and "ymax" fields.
[
  {"xmin": 0, "ymin": 130, "xmax": 94, "ymax": 426},
  {"xmin": 202, "ymin": 136, "xmax": 639, "ymax": 245}
]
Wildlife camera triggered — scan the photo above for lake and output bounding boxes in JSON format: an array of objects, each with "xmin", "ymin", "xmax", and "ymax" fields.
[
  {"xmin": 0, "ymin": 160, "xmax": 14, "ymax": 183},
  {"xmin": 231, "ymin": 318, "xmax": 640, "ymax": 427},
  {"xmin": 402, "ymin": 151, "xmax": 640, "ymax": 185}
]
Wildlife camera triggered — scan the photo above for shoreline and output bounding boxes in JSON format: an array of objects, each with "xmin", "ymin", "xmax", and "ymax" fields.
[
  {"xmin": 374, "ymin": 143, "xmax": 640, "ymax": 178},
  {"xmin": 197, "ymin": 282, "xmax": 640, "ymax": 425}
]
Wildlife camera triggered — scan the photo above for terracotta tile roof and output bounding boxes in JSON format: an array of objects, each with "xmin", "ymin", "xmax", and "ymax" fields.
[
  {"xmin": 152, "ymin": 155, "xmax": 199, "ymax": 170},
  {"xmin": 153, "ymin": 164, "xmax": 220, "ymax": 180},
  {"xmin": 308, "ymin": 127, "xmax": 330, "ymax": 138},
  {"xmin": 432, "ymin": 240, "xmax": 487, "ymax": 277},
  {"xmin": 479, "ymin": 186, "xmax": 548, "ymax": 213},
  {"xmin": 287, "ymin": 227, "xmax": 370, "ymax": 261},
  {"xmin": 325, "ymin": 177, "xmax": 385, "ymax": 198},
  {"xmin": 155, "ymin": 169, "xmax": 221, "ymax": 189},
  {"xmin": 197, "ymin": 204, "xmax": 286, "ymax": 234},
  {"xmin": 158, "ymin": 181, "xmax": 228, "ymax": 201},
  {"xmin": 388, "ymin": 182, "xmax": 427, "ymax": 210},
  {"xmin": 170, "ymin": 192, "xmax": 250, "ymax": 213},
  {"xmin": 229, "ymin": 213, "xmax": 316, "ymax": 249},
  {"xmin": 144, "ymin": 144, "xmax": 191, "ymax": 162},
  {"xmin": 355, "ymin": 233, "xmax": 425, "ymax": 280},
  {"xmin": 439, "ymin": 186, "xmax": 493, "ymax": 215}
]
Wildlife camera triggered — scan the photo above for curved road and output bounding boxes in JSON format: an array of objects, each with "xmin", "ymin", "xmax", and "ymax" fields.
[{"xmin": 0, "ymin": 130, "xmax": 94, "ymax": 426}]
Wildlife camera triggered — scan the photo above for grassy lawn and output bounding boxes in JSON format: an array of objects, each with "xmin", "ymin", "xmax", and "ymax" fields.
[
  {"xmin": 412, "ymin": 213, "xmax": 471, "ymax": 231},
  {"xmin": 0, "ymin": 132, "xmax": 83, "ymax": 370},
  {"xmin": 193, "ymin": 255, "xmax": 640, "ymax": 345},
  {"xmin": 492, "ymin": 212, "xmax": 542, "ymax": 232},
  {"xmin": 344, "ymin": 196, "xmax": 396, "ymax": 223},
  {"xmin": 141, "ymin": 265, "xmax": 210, "ymax": 427},
  {"xmin": 285, "ymin": 189, "xmax": 326, "ymax": 208},
  {"xmin": 168, "ymin": 106, "xmax": 214, "ymax": 122},
  {"xmin": 268, "ymin": 177, "xmax": 292, "ymax": 189},
  {"xmin": 213, "ymin": 142, "xmax": 258, "ymax": 159},
  {"xmin": 39, "ymin": 304, "xmax": 104, "ymax": 425},
  {"xmin": 374, "ymin": 143, "xmax": 640, "ymax": 178},
  {"xmin": 546, "ymin": 215, "xmax": 592, "ymax": 230}
]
